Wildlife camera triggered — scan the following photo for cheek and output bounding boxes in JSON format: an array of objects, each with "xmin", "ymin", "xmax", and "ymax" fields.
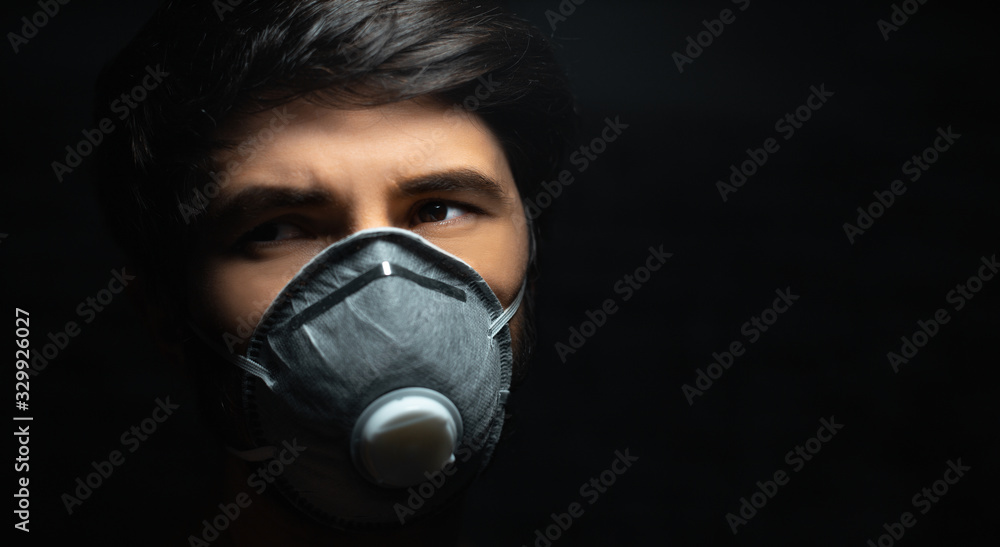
[
  {"xmin": 440, "ymin": 216, "xmax": 529, "ymax": 309},
  {"xmin": 190, "ymin": 260, "xmax": 301, "ymax": 343}
]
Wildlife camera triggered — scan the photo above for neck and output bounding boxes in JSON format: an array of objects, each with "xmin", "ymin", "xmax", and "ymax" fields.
[{"xmin": 222, "ymin": 453, "xmax": 465, "ymax": 546}]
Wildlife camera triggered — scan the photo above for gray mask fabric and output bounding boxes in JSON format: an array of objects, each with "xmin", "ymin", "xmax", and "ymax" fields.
[{"xmin": 200, "ymin": 227, "xmax": 522, "ymax": 527}]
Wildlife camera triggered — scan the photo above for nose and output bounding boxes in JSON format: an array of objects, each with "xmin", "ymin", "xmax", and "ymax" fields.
[{"xmin": 347, "ymin": 190, "xmax": 401, "ymax": 235}]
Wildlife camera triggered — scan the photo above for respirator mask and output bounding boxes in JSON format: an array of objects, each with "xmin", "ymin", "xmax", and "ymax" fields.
[{"xmin": 193, "ymin": 227, "xmax": 523, "ymax": 527}]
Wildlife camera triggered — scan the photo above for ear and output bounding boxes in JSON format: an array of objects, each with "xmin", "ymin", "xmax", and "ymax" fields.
[{"xmin": 526, "ymin": 213, "xmax": 537, "ymax": 266}]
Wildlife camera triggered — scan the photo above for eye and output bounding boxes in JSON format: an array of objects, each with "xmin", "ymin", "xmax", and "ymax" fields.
[
  {"xmin": 414, "ymin": 201, "xmax": 471, "ymax": 224},
  {"xmin": 236, "ymin": 221, "xmax": 306, "ymax": 246}
]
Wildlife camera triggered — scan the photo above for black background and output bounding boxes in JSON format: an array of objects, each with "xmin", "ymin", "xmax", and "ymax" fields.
[{"xmin": 3, "ymin": 0, "xmax": 998, "ymax": 545}]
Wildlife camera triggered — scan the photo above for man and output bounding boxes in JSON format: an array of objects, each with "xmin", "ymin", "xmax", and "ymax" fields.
[{"xmin": 92, "ymin": 0, "xmax": 575, "ymax": 544}]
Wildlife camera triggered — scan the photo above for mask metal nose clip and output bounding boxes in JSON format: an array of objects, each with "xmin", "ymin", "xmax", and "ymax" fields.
[{"xmin": 350, "ymin": 387, "xmax": 464, "ymax": 488}]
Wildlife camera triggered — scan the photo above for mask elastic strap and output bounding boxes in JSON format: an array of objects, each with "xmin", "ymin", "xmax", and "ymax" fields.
[
  {"xmin": 188, "ymin": 323, "xmax": 282, "ymax": 460},
  {"xmin": 187, "ymin": 321, "xmax": 276, "ymax": 388},
  {"xmin": 488, "ymin": 281, "xmax": 526, "ymax": 338}
]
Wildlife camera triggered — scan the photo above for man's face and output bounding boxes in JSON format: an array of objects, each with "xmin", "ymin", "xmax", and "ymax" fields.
[{"xmin": 186, "ymin": 98, "xmax": 529, "ymax": 353}]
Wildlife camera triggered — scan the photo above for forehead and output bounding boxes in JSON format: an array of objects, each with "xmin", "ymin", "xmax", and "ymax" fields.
[{"xmin": 209, "ymin": 98, "xmax": 514, "ymax": 194}]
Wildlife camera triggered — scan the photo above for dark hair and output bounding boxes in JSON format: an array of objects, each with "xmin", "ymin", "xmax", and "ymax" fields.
[{"xmin": 92, "ymin": 0, "xmax": 576, "ymax": 322}]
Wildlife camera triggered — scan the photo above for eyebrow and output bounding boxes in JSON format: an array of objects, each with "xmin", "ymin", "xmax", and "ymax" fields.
[
  {"xmin": 204, "ymin": 168, "xmax": 510, "ymax": 228},
  {"xmin": 393, "ymin": 168, "xmax": 510, "ymax": 202},
  {"xmin": 206, "ymin": 185, "xmax": 336, "ymax": 229}
]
